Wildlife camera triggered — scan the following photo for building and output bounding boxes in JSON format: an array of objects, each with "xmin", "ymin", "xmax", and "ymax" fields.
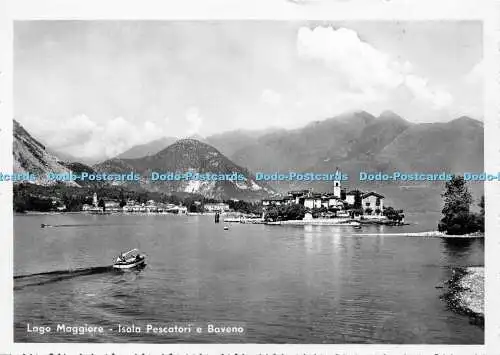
[
  {"xmin": 260, "ymin": 168, "xmax": 390, "ymax": 220},
  {"xmin": 332, "ymin": 170, "xmax": 342, "ymax": 198},
  {"xmin": 287, "ymin": 190, "xmax": 310, "ymax": 204},
  {"xmin": 262, "ymin": 197, "xmax": 285, "ymax": 207},
  {"xmin": 345, "ymin": 191, "xmax": 358, "ymax": 206},
  {"xmin": 302, "ymin": 194, "xmax": 323, "ymax": 209},
  {"xmin": 361, "ymin": 192, "xmax": 385, "ymax": 214},
  {"xmin": 325, "ymin": 195, "xmax": 345, "ymax": 209},
  {"xmin": 104, "ymin": 201, "xmax": 120, "ymax": 211},
  {"xmin": 93, "ymin": 192, "xmax": 98, "ymax": 207}
]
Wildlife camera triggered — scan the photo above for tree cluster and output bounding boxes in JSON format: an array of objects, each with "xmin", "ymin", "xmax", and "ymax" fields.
[
  {"xmin": 383, "ymin": 207, "xmax": 405, "ymax": 222},
  {"xmin": 264, "ymin": 204, "xmax": 306, "ymax": 221},
  {"xmin": 438, "ymin": 175, "xmax": 484, "ymax": 235}
]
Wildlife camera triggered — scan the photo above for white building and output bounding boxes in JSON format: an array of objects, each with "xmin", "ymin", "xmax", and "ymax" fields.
[
  {"xmin": 345, "ymin": 191, "xmax": 357, "ymax": 206},
  {"xmin": 361, "ymin": 192, "xmax": 385, "ymax": 214},
  {"xmin": 326, "ymin": 196, "xmax": 345, "ymax": 209},
  {"xmin": 303, "ymin": 195, "xmax": 323, "ymax": 209}
]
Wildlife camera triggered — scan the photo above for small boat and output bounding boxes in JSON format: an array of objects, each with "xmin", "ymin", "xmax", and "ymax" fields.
[
  {"xmin": 113, "ymin": 248, "xmax": 146, "ymax": 269},
  {"xmin": 223, "ymin": 225, "xmax": 229, "ymax": 230}
]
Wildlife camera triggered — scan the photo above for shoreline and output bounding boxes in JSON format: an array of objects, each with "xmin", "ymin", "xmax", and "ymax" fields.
[
  {"xmin": 17, "ymin": 212, "xmax": 484, "ymax": 238},
  {"xmin": 356, "ymin": 231, "xmax": 484, "ymax": 238},
  {"xmin": 441, "ymin": 266, "xmax": 484, "ymax": 328}
]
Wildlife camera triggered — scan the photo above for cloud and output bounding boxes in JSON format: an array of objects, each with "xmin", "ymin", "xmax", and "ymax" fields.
[
  {"xmin": 464, "ymin": 59, "xmax": 483, "ymax": 86},
  {"xmin": 261, "ymin": 89, "xmax": 282, "ymax": 105},
  {"xmin": 22, "ymin": 115, "xmax": 169, "ymax": 159},
  {"xmin": 404, "ymin": 75, "xmax": 453, "ymax": 110},
  {"xmin": 296, "ymin": 26, "xmax": 454, "ymax": 112},
  {"xmin": 185, "ymin": 107, "xmax": 204, "ymax": 136}
]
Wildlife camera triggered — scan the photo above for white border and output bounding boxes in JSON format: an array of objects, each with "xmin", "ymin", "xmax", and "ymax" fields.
[{"xmin": 1, "ymin": 0, "xmax": 498, "ymax": 353}]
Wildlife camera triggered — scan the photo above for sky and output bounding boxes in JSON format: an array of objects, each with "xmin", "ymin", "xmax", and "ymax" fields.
[{"xmin": 14, "ymin": 21, "xmax": 483, "ymax": 159}]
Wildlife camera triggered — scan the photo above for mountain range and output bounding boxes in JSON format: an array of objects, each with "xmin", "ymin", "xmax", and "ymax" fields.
[
  {"xmin": 13, "ymin": 120, "xmax": 79, "ymax": 186},
  {"xmin": 116, "ymin": 137, "xmax": 178, "ymax": 159},
  {"xmin": 14, "ymin": 110, "xmax": 484, "ymax": 210},
  {"xmin": 95, "ymin": 139, "xmax": 274, "ymax": 200}
]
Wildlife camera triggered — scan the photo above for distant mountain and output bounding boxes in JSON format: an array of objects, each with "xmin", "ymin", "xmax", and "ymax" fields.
[
  {"xmin": 375, "ymin": 116, "xmax": 484, "ymax": 173},
  {"xmin": 344, "ymin": 111, "xmax": 412, "ymax": 160},
  {"xmin": 230, "ymin": 110, "xmax": 379, "ymax": 172},
  {"xmin": 229, "ymin": 111, "xmax": 483, "ymax": 177},
  {"xmin": 43, "ymin": 147, "xmax": 102, "ymax": 165},
  {"xmin": 13, "ymin": 110, "xmax": 484, "ymax": 212},
  {"xmin": 13, "ymin": 120, "xmax": 78, "ymax": 186},
  {"xmin": 116, "ymin": 128, "xmax": 281, "ymax": 162},
  {"xmin": 95, "ymin": 139, "xmax": 274, "ymax": 200},
  {"xmin": 116, "ymin": 137, "xmax": 178, "ymax": 159},
  {"xmin": 205, "ymin": 128, "xmax": 286, "ymax": 158},
  {"xmin": 225, "ymin": 111, "xmax": 484, "ymax": 212}
]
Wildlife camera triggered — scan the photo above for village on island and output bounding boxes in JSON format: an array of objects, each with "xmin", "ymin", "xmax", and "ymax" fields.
[{"xmin": 42, "ymin": 171, "xmax": 404, "ymax": 226}]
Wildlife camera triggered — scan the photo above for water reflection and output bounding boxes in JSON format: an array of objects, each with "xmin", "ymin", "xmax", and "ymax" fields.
[
  {"xmin": 14, "ymin": 214, "xmax": 484, "ymax": 344},
  {"xmin": 441, "ymin": 238, "xmax": 484, "ymax": 266},
  {"xmin": 330, "ymin": 228, "xmax": 342, "ymax": 253}
]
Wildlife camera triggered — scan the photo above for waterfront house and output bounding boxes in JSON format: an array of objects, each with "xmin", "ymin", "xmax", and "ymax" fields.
[
  {"xmin": 104, "ymin": 200, "xmax": 121, "ymax": 212},
  {"xmin": 361, "ymin": 192, "xmax": 385, "ymax": 214},
  {"xmin": 303, "ymin": 193, "xmax": 323, "ymax": 209}
]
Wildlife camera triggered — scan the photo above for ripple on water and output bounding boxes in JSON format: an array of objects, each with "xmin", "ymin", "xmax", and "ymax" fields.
[{"xmin": 14, "ymin": 214, "xmax": 484, "ymax": 344}]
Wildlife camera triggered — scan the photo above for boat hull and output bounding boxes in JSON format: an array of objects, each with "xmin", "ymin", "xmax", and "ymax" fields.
[{"xmin": 112, "ymin": 257, "xmax": 146, "ymax": 269}]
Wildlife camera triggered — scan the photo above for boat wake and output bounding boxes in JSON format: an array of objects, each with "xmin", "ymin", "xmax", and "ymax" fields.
[
  {"xmin": 14, "ymin": 266, "xmax": 113, "ymax": 290},
  {"xmin": 41, "ymin": 223, "xmax": 133, "ymax": 228}
]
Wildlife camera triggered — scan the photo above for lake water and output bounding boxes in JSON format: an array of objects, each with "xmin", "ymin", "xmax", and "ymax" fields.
[{"xmin": 14, "ymin": 213, "xmax": 484, "ymax": 344}]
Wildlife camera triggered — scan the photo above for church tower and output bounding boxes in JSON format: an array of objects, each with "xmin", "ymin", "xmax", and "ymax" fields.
[
  {"xmin": 93, "ymin": 192, "xmax": 98, "ymax": 207},
  {"xmin": 333, "ymin": 167, "xmax": 341, "ymax": 198}
]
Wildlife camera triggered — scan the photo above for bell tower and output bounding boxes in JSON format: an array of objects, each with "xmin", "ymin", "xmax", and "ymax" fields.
[{"xmin": 333, "ymin": 167, "xmax": 341, "ymax": 198}]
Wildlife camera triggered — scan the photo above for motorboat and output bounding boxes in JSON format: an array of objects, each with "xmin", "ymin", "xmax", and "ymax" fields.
[{"xmin": 112, "ymin": 248, "xmax": 146, "ymax": 269}]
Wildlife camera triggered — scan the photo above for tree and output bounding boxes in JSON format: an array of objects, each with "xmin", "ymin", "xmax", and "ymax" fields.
[
  {"xmin": 350, "ymin": 208, "xmax": 363, "ymax": 218},
  {"xmin": 476, "ymin": 195, "xmax": 485, "ymax": 232},
  {"xmin": 98, "ymin": 198, "xmax": 106, "ymax": 211},
  {"xmin": 383, "ymin": 206, "xmax": 404, "ymax": 222},
  {"xmin": 353, "ymin": 190, "xmax": 363, "ymax": 209},
  {"xmin": 285, "ymin": 204, "xmax": 306, "ymax": 220},
  {"xmin": 264, "ymin": 204, "xmax": 305, "ymax": 221},
  {"xmin": 264, "ymin": 206, "xmax": 279, "ymax": 221},
  {"xmin": 438, "ymin": 175, "xmax": 477, "ymax": 235}
]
